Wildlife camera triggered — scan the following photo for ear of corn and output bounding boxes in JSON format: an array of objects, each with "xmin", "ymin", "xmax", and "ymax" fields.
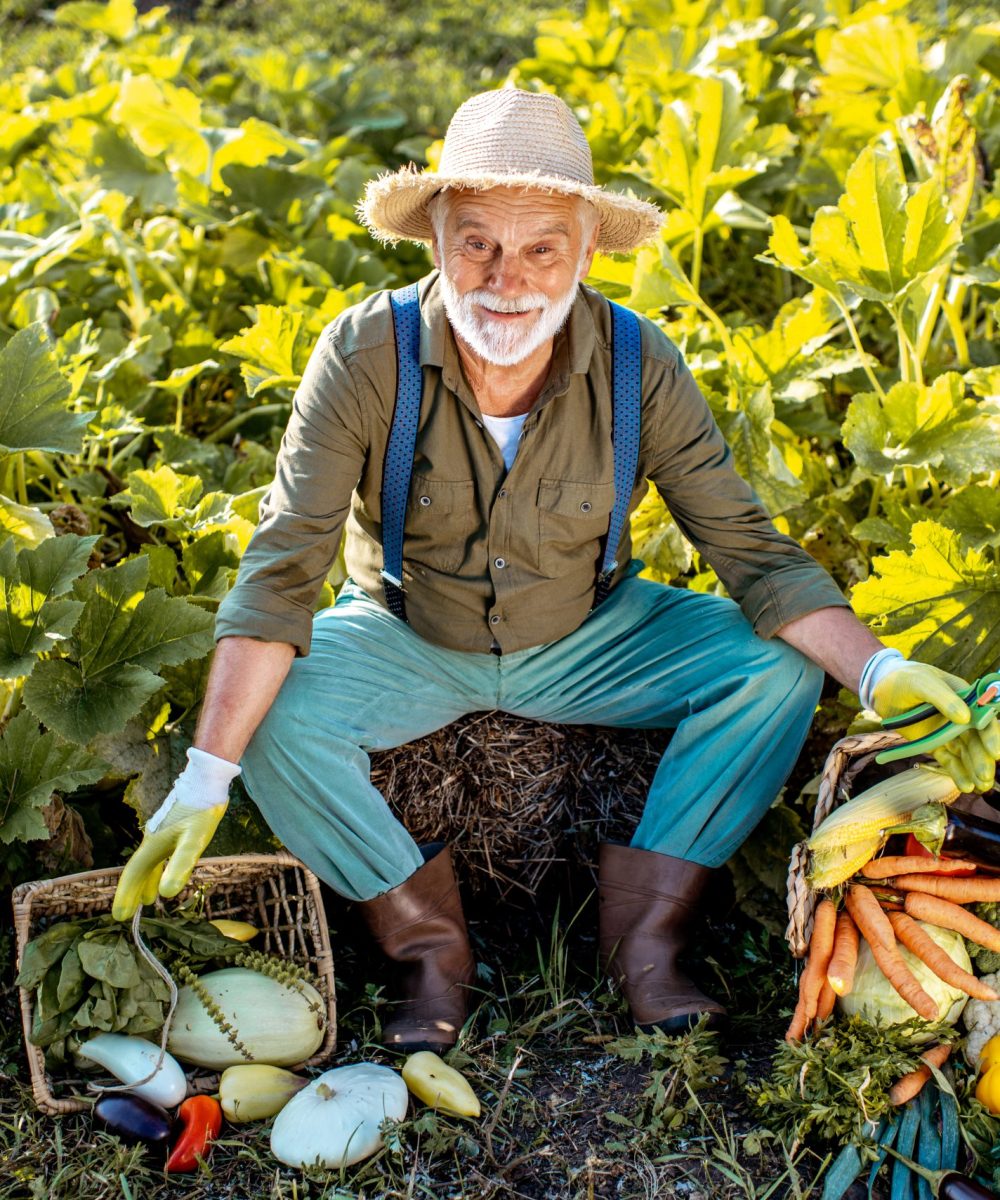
[
  {"xmin": 807, "ymin": 766, "xmax": 959, "ymax": 854},
  {"xmin": 808, "ymin": 836, "xmax": 883, "ymax": 889}
]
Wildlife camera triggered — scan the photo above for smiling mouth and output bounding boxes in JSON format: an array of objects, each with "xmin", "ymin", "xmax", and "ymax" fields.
[{"xmin": 478, "ymin": 306, "xmax": 537, "ymax": 321}]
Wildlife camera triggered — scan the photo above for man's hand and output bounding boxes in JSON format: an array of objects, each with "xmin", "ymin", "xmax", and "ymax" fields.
[
  {"xmin": 112, "ymin": 748, "xmax": 242, "ymax": 921},
  {"xmin": 867, "ymin": 656, "xmax": 1000, "ymax": 793}
]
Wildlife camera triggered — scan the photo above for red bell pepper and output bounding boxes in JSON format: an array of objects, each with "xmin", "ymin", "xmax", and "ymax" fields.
[
  {"xmin": 904, "ymin": 834, "xmax": 978, "ymax": 875},
  {"xmin": 165, "ymin": 1095, "xmax": 222, "ymax": 1173}
]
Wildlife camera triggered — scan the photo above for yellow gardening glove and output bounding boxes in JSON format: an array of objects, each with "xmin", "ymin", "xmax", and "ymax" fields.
[
  {"xmin": 868, "ymin": 657, "xmax": 1000, "ymax": 793},
  {"xmin": 112, "ymin": 747, "xmax": 241, "ymax": 921}
]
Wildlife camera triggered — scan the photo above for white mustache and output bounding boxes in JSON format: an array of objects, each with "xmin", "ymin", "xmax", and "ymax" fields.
[{"xmin": 464, "ymin": 290, "xmax": 549, "ymax": 314}]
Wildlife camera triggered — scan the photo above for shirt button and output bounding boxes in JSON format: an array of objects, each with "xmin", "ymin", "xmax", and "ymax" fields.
[
  {"xmin": 494, "ymin": 557, "xmax": 506, "ymax": 569},
  {"xmin": 418, "ymin": 495, "xmax": 432, "ymax": 507},
  {"xmin": 489, "ymin": 614, "xmax": 502, "ymax": 626},
  {"xmin": 580, "ymin": 500, "xmax": 592, "ymax": 513},
  {"xmin": 498, "ymin": 488, "xmax": 508, "ymax": 498}
]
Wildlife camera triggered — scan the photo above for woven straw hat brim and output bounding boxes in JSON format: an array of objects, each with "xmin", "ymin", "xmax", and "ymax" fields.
[{"xmin": 359, "ymin": 166, "xmax": 663, "ymax": 256}]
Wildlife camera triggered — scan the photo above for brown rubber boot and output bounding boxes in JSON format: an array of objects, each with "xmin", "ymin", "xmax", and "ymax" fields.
[
  {"xmin": 598, "ymin": 843, "xmax": 727, "ymax": 1034},
  {"xmin": 357, "ymin": 845, "xmax": 476, "ymax": 1051}
]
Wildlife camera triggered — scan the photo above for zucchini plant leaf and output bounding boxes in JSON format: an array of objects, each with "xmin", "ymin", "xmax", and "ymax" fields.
[
  {"xmin": 0, "ymin": 711, "xmax": 106, "ymax": 845},
  {"xmin": 22, "ymin": 555, "xmax": 215, "ymax": 742},
  {"xmin": 714, "ymin": 385, "xmax": 806, "ymax": 516},
  {"xmin": 852, "ymin": 521, "xmax": 1000, "ymax": 681},
  {"xmin": 0, "ymin": 325, "xmax": 92, "ymax": 454},
  {"xmin": 0, "ymin": 494, "xmax": 55, "ymax": 550},
  {"xmin": 0, "ymin": 534, "xmax": 97, "ymax": 679},
  {"xmin": 114, "ymin": 464, "xmax": 204, "ymax": 527},
  {"xmin": 219, "ymin": 304, "xmax": 305, "ymax": 396},
  {"xmin": 843, "ymin": 373, "xmax": 1000, "ymax": 485}
]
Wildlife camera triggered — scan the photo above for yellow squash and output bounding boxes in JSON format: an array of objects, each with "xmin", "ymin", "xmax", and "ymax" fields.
[
  {"xmin": 402, "ymin": 1051, "xmax": 480, "ymax": 1118},
  {"xmin": 209, "ymin": 919, "xmax": 259, "ymax": 942}
]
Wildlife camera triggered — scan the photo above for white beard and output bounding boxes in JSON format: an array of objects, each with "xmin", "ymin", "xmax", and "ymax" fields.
[{"xmin": 438, "ymin": 271, "xmax": 580, "ymax": 367}]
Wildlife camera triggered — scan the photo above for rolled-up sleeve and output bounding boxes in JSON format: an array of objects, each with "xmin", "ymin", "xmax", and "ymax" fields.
[
  {"xmin": 214, "ymin": 324, "xmax": 368, "ymax": 656},
  {"xmin": 646, "ymin": 351, "xmax": 849, "ymax": 638}
]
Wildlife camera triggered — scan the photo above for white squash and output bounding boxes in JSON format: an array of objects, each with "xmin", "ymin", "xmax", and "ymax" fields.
[
  {"xmin": 167, "ymin": 967, "xmax": 325, "ymax": 1069},
  {"xmin": 78, "ymin": 1033, "xmax": 187, "ymax": 1108},
  {"xmin": 270, "ymin": 1064, "xmax": 408, "ymax": 1169}
]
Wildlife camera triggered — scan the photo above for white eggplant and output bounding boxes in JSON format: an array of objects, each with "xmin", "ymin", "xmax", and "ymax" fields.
[
  {"xmin": 78, "ymin": 1034, "xmax": 187, "ymax": 1108},
  {"xmin": 270, "ymin": 1064, "xmax": 408, "ymax": 1169},
  {"xmin": 167, "ymin": 967, "xmax": 326, "ymax": 1069}
]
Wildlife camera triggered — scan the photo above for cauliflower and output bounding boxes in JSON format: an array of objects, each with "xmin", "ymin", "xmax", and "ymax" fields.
[{"xmin": 962, "ymin": 972, "xmax": 1000, "ymax": 1067}]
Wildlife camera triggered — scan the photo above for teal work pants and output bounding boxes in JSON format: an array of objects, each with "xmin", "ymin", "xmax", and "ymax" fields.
[{"xmin": 241, "ymin": 566, "xmax": 823, "ymax": 901}]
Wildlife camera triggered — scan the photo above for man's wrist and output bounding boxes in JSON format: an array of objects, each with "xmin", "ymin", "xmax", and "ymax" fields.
[{"xmin": 859, "ymin": 647, "xmax": 905, "ymax": 711}]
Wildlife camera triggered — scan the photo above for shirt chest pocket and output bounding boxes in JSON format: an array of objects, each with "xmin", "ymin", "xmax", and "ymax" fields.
[
  {"xmin": 405, "ymin": 474, "xmax": 476, "ymax": 574},
  {"xmin": 536, "ymin": 478, "xmax": 616, "ymax": 579}
]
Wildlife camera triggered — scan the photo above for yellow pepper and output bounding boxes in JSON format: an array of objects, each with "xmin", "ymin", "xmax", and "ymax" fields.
[
  {"xmin": 975, "ymin": 1063, "xmax": 1000, "ymax": 1114},
  {"xmin": 209, "ymin": 919, "xmax": 259, "ymax": 943},
  {"xmin": 402, "ymin": 1051, "xmax": 480, "ymax": 1118},
  {"xmin": 979, "ymin": 1034, "xmax": 1000, "ymax": 1075}
]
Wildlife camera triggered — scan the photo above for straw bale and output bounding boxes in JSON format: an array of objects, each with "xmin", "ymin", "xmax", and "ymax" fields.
[{"xmin": 369, "ymin": 713, "xmax": 669, "ymax": 897}]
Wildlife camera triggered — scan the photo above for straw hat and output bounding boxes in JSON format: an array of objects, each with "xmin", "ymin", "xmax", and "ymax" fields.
[{"xmin": 359, "ymin": 88, "xmax": 663, "ymax": 255}]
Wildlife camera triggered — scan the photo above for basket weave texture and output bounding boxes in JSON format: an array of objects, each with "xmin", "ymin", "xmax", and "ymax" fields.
[
  {"xmin": 12, "ymin": 853, "xmax": 336, "ymax": 1116},
  {"xmin": 785, "ymin": 731, "xmax": 906, "ymax": 958}
]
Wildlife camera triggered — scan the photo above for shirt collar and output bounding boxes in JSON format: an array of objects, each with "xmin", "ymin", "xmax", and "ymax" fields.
[{"xmin": 417, "ymin": 269, "xmax": 598, "ymax": 381}]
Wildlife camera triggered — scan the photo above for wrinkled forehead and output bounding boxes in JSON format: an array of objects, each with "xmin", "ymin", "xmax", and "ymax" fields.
[{"xmin": 431, "ymin": 186, "xmax": 591, "ymax": 234}]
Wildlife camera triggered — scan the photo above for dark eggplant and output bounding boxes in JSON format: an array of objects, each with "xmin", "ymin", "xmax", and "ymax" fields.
[
  {"xmin": 893, "ymin": 804, "xmax": 1000, "ymax": 870},
  {"xmin": 94, "ymin": 1094, "xmax": 173, "ymax": 1147},
  {"xmin": 937, "ymin": 1175, "xmax": 998, "ymax": 1199}
]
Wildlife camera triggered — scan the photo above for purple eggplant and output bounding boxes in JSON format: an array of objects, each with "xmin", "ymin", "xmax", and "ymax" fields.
[{"xmin": 94, "ymin": 1094, "xmax": 173, "ymax": 1147}]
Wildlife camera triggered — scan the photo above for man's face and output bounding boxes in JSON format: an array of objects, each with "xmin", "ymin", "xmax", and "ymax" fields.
[{"xmin": 429, "ymin": 186, "xmax": 599, "ymax": 367}]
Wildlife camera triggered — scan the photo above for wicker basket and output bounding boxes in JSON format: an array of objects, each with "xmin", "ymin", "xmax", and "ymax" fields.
[
  {"xmin": 12, "ymin": 853, "xmax": 337, "ymax": 1116},
  {"xmin": 785, "ymin": 731, "xmax": 906, "ymax": 959}
]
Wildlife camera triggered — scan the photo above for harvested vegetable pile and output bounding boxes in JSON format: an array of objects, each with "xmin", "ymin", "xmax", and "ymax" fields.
[
  {"xmin": 369, "ymin": 714, "xmax": 667, "ymax": 895},
  {"xmin": 757, "ymin": 761, "xmax": 1000, "ymax": 1197}
]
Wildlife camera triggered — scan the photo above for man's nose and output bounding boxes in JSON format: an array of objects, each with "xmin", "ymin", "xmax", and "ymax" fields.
[{"xmin": 487, "ymin": 253, "xmax": 527, "ymax": 294}]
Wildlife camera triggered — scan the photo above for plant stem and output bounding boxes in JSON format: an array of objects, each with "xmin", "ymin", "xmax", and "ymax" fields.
[
  {"xmin": 205, "ymin": 404, "xmax": 289, "ymax": 445},
  {"xmin": 903, "ymin": 466, "xmax": 922, "ymax": 506},
  {"xmin": 837, "ymin": 300, "xmax": 886, "ymax": 401},
  {"xmin": 940, "ymin": 298, "xmax": 969, "ymax": 369},
  {"xmin": 15, "ymin": 454, "xmax": 28, "ymax": 506},
  {"xmin": 691, "ymin": 223, "xmax": 704, "ymax": 297},
  {"xmin": 914, "ymin": 273, "xmax": 946, "ymax": 366}
]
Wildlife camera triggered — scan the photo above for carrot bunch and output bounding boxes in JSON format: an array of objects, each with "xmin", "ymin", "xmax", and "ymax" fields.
[{"xmin": 785, "ymin": 852, "xmax": 1000, "ymax": 1100}]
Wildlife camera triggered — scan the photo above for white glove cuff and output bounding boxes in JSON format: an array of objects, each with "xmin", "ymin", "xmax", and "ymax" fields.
[
  {"xmin": 146, "ymin": 748, "xmax": 241, "ymax": 832},
  {"xmin": 859, "ymin": 648, "xmax": 906, "ymax": 711}
]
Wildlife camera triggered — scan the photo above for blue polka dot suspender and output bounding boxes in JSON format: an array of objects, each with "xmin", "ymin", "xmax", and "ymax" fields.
[{"xmin": 380, "ymin": 283, "xmax": 642, "ymax": 623}]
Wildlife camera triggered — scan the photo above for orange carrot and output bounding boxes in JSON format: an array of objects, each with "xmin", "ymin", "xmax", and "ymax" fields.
[
  {"xmin": 845, "ymin": 885, "xmax": 939, "ymax": 1021},
  {"xmin": 784, "ymin": 993, "xmax": 808, "ymax": 1042},
  {"xmin": 815, "ymin": 978, "xmax": 837, "ymax": 1023},
  {"xmin": 827, "ymin": 911, "xmax": 860, "ymax": 997},
  {"xmin": 801, "ymin": 898, "xmax": 838, "ymax": 1020},
  {"xmin": 893, "ymin": 875, "xmax": 1000, "ymax": 902},
  {"xmin": 888, "ymin": 911, "xmax": 1000, "ymax": 1001},
  {"xmin": 889, "ymin": 1044, "xmax": 952, "ymax": 1106},
  {"xmin": 904, "ymin": 892, "xmax": 1000, "ymax": 952},
  {"xmin": 861, "ymin": 857, "xmax": 980, "ymax": 880}
]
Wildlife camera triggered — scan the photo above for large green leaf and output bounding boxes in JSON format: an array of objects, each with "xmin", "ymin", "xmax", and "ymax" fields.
[
  {"xmin": 22, "ymin": 556, "xmax": 215, "ymax": 742},
  {"xmin": 53, "ymin": 0, "xmax": 137, "ymax": 40},
  {"xmin": 0, "ymin": 711, "xmax": 106, "ymax": 845},
  {"xmin": 627, "ymin": 242, "xmax": 702, "ymax": 313},
  {"xmin": 629, "ymin": 484, "xmax": 693, "ymax": 584},
  {"xmin": 0, "ymin": 535, "xmax": 96, "ymax": 680},
  {"xmin": 762, "ymin": 139, "xmax": 961, "ymax": 312},
  {"xmin": 0, "ymin": 325, "xmax": 91, "ymax": 454},
  {"xmin": 898, "ymin": 76, "xmax": 978, "ymax": 224},
  {"xmin": 0, "ymin": 495, "xmax": 54, "ymax": 550},
  {"xmin": 111, "ymin": 75, "xmax": 208, "ymax": 179},
  {"xmin": 714, "ymin": 385, "xmax": 806, "ymax": 516},
  {"xmin": 851, "ymin": 521, "xmax": 1000, "ymax": 681},
  {"xmin": 219, "ymin": 305, "xmax": 305, "ymax": 396},
  {"xmin": 843, "ymin": 373, "xmax": 1000, "ymax": 485},
  {"xmin": 115, "ymin": 465, "xmax": 205, "ymax": 528},
  {"xmin": 638, "ymin": 73, "xmax": 794, "ymax": 232}
]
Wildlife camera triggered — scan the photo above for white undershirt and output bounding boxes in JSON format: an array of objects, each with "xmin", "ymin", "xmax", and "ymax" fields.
[{"xmin": 481, "ymin": 412, "xmax": 528, "ymax": 470}]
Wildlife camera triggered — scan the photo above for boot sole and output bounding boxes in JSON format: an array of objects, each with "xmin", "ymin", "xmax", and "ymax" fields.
[{"xmin": 637, "ymin": 1010, "xmax": 728, "ymax": 1036}]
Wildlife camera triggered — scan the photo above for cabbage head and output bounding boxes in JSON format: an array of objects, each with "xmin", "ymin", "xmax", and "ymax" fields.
[{"xmin": 837, "ymin": 920, "xmax": 971, "ymax": 1030}]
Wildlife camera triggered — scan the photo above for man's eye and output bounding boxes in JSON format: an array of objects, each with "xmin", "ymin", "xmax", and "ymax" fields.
[{"xmin": 467, "ymin": 241, "xmax": 490, "ymax": 252}]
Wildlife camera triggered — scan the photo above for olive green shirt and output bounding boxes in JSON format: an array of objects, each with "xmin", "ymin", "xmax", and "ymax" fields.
[{"xmin": 215, "ymin": 271, "xmax": 848, "ymax": 656}]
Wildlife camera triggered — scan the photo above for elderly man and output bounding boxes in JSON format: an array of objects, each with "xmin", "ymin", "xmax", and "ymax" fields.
[{"xmin": 113, "ymin": 89, "xmax": 1000, "ymax": 1050}]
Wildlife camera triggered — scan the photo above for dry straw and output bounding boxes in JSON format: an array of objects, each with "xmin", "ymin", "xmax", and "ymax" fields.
[{"xmin": 370, "ymin": 712, "xmax": 668, "ymax": 897}]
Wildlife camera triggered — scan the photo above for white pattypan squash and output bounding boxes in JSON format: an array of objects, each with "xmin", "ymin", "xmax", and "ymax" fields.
[{"xmin": 270, "ymin": 1063, "xmax": 408, "ymax": 1169}]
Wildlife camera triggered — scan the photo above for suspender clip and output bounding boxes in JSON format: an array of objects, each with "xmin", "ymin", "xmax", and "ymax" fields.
[{"xmin": 379, "ymin": 569, "xmax": 405, "ymax": 591}]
